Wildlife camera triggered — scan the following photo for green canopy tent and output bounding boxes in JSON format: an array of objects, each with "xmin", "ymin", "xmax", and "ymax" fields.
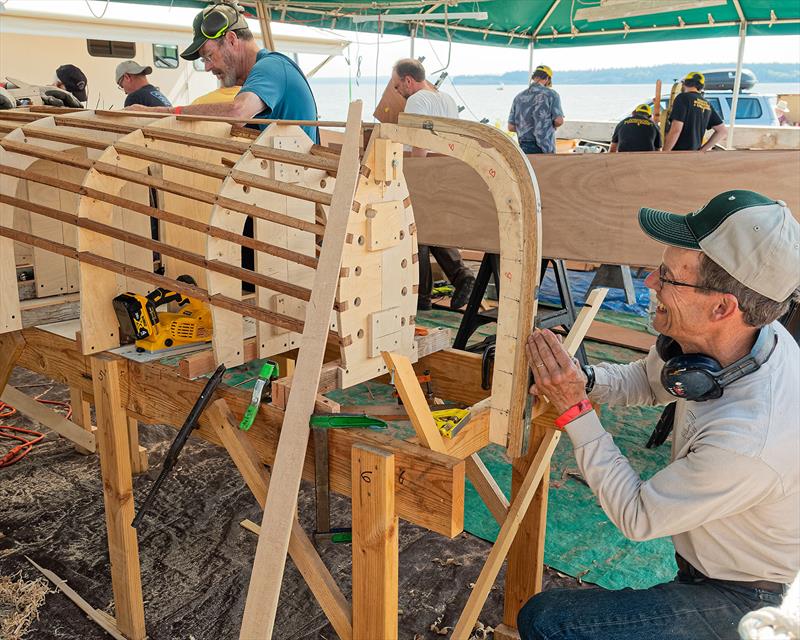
[
  {"xmin": 111, "ymin": 0, "xmax": 800, "ymax": 145},
  {"xmin": 109, "ymin": 0, "xmax": 800, "ymax": 48}
]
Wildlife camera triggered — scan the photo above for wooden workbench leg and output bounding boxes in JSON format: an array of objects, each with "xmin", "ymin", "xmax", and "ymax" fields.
[
  {"xmin": 451, "ymin": 430, "xmax": 560, "ymax": 640},
  {"xmin": 0, "ymin": 330, "xmax": 25, "ymax": 396},
  {"xmin": 352, "ymin": 444, "xmax": 398, "ymax": 640},
  {"xmin": 495, "ymin": 429, "xmax": 552, "ymax": 640},
  {"xmin": 69, "ymin": 387, "xmax": 96, "ymax": 456},
  {"xmin": 91, "ymin": 354, "xmax": 146, "ymax": 640},
  {"xmin": 207, "ymin": 399, "xmax": 353, "ymax": 640},
  {"xmin": 126, "ymin": 416, "xmax": 148, "ymax": 475}
]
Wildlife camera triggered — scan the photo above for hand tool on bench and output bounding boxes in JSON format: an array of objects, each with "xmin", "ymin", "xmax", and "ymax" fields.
[
  {"xmin": 238, "ymin": 360, "xmax": 279, "ymax": 431},
  {"xmin": 309, "ymin": 413, "xmax": 387, "ymax": 544},
  {"xmin": 132, "ymin": 363, "xmax": 226, "ymax": 529},
  {"xmin": 432, "ymin": 407, "xmax": 471, "ymax": 439}
]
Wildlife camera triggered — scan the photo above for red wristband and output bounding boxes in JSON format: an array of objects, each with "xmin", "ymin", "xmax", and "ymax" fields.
[
  {"xmin": 554, "ymin": 399, "xmax": 592, "ymax": 430},
  {"xmin": 173, "ymin": 106, "xmax": 183, "ymax": 115}
]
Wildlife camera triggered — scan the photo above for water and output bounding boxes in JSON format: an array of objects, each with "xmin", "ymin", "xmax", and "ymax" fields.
[{"xmin": 308, "ymin": 80, "xmax": 799, "ymax": 124}]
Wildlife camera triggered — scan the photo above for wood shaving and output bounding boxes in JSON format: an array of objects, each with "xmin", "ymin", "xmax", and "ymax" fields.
[
  {"xmin": 469, "ymin": 620, "xmax": 495, "ymax": 640},
  {"xmin": 430, "ymin": 622, "xmax": 452, "ymax": 635},
  {"xmin": 430, "ymin": 614, "xmax": 452, "ymax": 636},
  {"xmin": 432, "ymin": 557, "xmax": 463, "ymax": 567},
  {"xmin": 0, "ymin": 571, "xmax": 51, "ymax": 640}
]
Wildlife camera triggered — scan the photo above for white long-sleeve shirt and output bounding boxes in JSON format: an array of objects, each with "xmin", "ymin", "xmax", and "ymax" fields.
[{"xmin": 565, "ymin": 321, "xmax": 799, "ymax": 584}]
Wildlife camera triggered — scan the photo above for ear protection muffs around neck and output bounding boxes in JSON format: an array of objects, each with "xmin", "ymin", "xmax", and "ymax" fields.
[{"xmin": 656, "ymin": 324, "xmax": 777, "ymax": 401}]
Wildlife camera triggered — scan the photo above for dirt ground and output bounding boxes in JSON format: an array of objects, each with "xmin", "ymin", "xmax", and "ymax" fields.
[{"xmin": 0, "ymin": 366, "xmax": 590, "ymax": 640}]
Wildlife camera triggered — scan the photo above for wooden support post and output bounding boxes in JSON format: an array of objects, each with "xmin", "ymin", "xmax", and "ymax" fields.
[
  {"xmin": 1, "ymin": 386, "xmax": 95, "ymax": 453},
  {"xmin": 239, "ymin": 100, "xmax": 363, "ymax": 640},
  {"xmin": 450, "ymin": 430, "xmax": 561, "ymax": 640},
  {"xmin": 352, "ymin": 444, "xmax": 398, "ymax": 640},
  {"xmin": 256, "ymin": 0, "xmax": 276, "ymax": 52},
  {"xmin": 0, "ymin": 330, "xmax": 25, "ymax": 395},
  {"xmin": 465, "ymin": 453, "xmax": 509, "ymax": 525},
  {"xmin": 497, "ymin": 288, "xmax": 609, "ymax": 639},
  {"xmin": 70, "ymin": 387, "xmax": 95, "ymax": 455},
  {"xmin": 126, "ymin": 417, "xmax": 148, "ymax": 475},
  {"xmin": 381, "ymin": 351, "xmax": 447, "ymax": 454},
  {"xmin": 207, "ymin": 399, "xmax": 353, "ymax": 640},
  {"xmin": 90, "ymin": 354, "xmax": 146, "ymax": 640},
  {"xmin": 498, "ymin": 440, "xmax": 550, "ymax": 638}
]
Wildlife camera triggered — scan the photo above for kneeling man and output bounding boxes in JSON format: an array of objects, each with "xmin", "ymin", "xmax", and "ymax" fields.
[{"xmin": 521, "ymin": 190, "xmax": 799, "ymax": 640}]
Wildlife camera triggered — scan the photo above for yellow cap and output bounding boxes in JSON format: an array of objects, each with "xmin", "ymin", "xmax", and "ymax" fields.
[
  {"xmin": 683, "ymin": 71, "xmax": 705, "ymax": 85},
  {"xmin": 634, "ymin": 103, "xmax": 652, "ymax": 116},
  {"xmin": 535, "ymin": 65, "xmax": 553, "ymax": 78}
]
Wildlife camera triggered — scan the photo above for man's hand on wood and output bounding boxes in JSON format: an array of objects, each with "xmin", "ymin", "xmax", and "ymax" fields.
[{"xmin": 526, "ymin": 329, "xmax": 588, "ymax": 415}]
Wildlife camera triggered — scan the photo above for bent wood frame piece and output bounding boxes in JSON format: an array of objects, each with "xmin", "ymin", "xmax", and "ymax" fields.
[
  {"xmin": 384, "ymin": 112, "xmax": 542, "ymax": 458},
  {"xmin": 0, "ymin": 107, "xmax": 418, "ymax": 390}
]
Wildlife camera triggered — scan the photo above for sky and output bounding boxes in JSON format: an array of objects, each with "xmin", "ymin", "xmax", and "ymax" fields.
[{"xmin": 3, "ymin": 0, "xmax": 800, "ymax": 78}]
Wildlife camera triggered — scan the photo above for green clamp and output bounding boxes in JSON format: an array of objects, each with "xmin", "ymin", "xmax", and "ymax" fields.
[
  {"xmin": 238, "ymin": 360, "xmax": 279, "ymax": 431},
  {"xmin": 309, "ymin": 413, "xmax": 388, "ymax": 430}
]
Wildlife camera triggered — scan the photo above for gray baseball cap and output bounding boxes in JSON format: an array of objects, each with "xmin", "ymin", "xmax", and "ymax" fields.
[
  {"xmin": 115, "ymin": 60, "xmax": 152, "ymax": 84},
  {"xmin": 639, "ymin": 190, "xmax": 800, "ymax": 302}
]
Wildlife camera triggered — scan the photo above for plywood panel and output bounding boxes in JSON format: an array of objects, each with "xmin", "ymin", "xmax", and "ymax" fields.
[{"xmin": 406, "ymin": 150, "xmax": 800, "ymax": 267}]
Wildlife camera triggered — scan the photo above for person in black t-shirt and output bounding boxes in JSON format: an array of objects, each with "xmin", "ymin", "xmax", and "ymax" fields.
[
  {"xmin": 115, "ymin": 60, "xmax": 172, "ymax": 108},
  {"xmin": 610, "ymin": 103, "xmax": 662, "ymax": 152},
  {"xmin": 664, "ymin": 71, "xmax": 726, "ymax": 152}
]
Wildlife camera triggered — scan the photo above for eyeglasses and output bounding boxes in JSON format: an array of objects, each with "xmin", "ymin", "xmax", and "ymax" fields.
[
  {"xmin": 199, "ymin": 44, "xmax": 221, "ymax": 66},
  {"xmin": 654, "ymin": 264, "xmax": 728, "ymax": 294}
]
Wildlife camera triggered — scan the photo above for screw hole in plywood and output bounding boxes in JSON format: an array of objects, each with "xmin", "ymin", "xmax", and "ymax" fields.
[
  {"xmin": 354, "ymin": 297, "xmax": 361, "ymax": 307},
  {"xmin": 357, "ymin": 236, "xmax": 365, "ymax": 246},
  {"xmin": 401, "ymin": 259, "xmax": 407, "ymax": 268},
  {"xmin": 355, "ymin": 266, "xmax": 362, "ymax": 276},
  {"xmin": 401, "ymin": 287, "xmax": 407, "ymax": 296},
  {"xmin": 357, "ymin": 329, "xmax": 364, "ymax": 338}
]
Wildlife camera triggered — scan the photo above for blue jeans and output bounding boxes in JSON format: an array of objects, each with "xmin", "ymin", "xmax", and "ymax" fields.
[
  {"xmin": 517, "ymin": 576, "xmax": 784, "ymax": 640},
  {"xmin": 520, "ymin": 139, "xmax": 548, "ymax": 154}
]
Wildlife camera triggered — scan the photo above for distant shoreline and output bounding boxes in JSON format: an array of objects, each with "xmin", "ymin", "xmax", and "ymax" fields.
[{"xmin": 312, "ymin": 63, "xmax": 800, "ymax": 86}]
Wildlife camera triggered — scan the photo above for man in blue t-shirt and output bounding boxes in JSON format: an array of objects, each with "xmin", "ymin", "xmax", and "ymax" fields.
[{"xmin": 125, "ymin": 0, "xmax": 318, "ymax": 142}]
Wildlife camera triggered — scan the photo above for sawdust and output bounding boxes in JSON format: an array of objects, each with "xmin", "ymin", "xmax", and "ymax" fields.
[
  {"xmin": 0, "ymin": 571, "xmax": 51, "ymax": 640},
  {"xmin": 432, "ymin": 557, "xmax": 463, "ymax": 567}
]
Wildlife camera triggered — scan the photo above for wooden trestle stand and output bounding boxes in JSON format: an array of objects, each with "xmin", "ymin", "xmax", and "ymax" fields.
[{"xmin": 0, "ymin": 101, "xmax": 607, "ymax": 640}]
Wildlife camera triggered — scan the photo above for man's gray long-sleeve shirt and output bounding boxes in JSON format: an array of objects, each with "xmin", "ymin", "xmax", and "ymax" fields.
[{"xmin": 564, "ymin": 321, "xmax": 799, "ymax": 584}]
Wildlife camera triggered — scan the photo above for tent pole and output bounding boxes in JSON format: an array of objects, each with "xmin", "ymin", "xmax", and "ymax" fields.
[
  {"xmin": 726, "ymin": 20, "xmax": 747, "ymax": 150},
  {"xmin": 256, "ymin": 0, "xmax": 276, "ymax": 52},
  {"xmin": 410, "ymin": 23, "xmax": 417, "ymax": 57},
  {"xmin": 528, "ymin": 40, "xmax": 534, "ymax": 78}
]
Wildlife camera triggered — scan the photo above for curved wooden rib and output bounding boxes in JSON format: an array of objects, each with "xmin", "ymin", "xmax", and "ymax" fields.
[{"xmin": 381, "ymin": 114, "xmax": 542, "ymax": 457}]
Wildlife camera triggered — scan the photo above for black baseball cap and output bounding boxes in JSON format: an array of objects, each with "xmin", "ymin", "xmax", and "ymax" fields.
[
  {"xmin": 181, "ymin": 2, "xmax": 249, "ymax": 61},
  {"xmin": 55, "ymin": 64, "xmax": 88, "ymax": 102},
  {"xmin": 639, "ymin": 190, "xmax": 800, "ymax": 302}
]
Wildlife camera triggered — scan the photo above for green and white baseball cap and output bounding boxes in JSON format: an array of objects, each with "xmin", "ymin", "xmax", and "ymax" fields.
[{"xmin": 639, "ymin": 190, "xmax": 800, "ymax": 302}]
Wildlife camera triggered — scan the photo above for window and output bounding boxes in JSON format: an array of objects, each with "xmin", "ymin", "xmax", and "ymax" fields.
[
  {"xmin": 152, "ymin": 44, "xmax": 179, "ymax": 69},
  {"xmin": 706, "ymin": 97, "xmax": 723, "ymax": 118},
  {"xmin": 87, "ymin": 39, "xmax": 136, "ymax": 59},
  {"xmin": 725, "ymin": 97, "xmax": 762, "ymax": 120}
]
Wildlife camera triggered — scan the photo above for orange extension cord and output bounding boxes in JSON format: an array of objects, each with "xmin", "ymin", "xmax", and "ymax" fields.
[{"xmin": 0, "ymin": 391, "xmax": 72, "ymax": 468}]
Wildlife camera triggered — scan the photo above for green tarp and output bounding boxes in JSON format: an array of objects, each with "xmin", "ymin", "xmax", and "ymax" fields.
[{"xmin": 112, "ymin": 0, "xmax": 800, "ymax": 49}]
